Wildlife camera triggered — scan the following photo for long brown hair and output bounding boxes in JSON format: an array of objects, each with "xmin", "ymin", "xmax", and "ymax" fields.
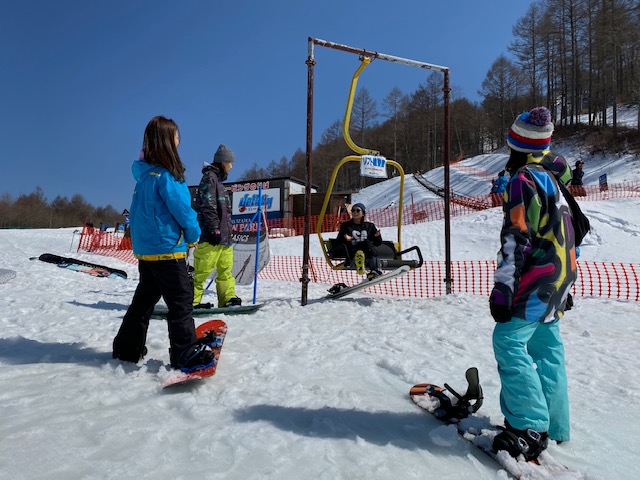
[{"xmin": 142, "ymin": 116, "xmax": 186, "ymax": 181}]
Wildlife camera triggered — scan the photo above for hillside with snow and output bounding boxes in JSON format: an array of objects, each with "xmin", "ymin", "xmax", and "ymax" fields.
[{"xmin": 354, "ymin": 104, "xmax": 639, "ymax": 210}]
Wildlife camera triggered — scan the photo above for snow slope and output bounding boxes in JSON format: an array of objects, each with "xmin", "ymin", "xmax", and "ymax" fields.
[{"xmin": 1, "ymin": 144, "xmax": 640, "ymax": 479}]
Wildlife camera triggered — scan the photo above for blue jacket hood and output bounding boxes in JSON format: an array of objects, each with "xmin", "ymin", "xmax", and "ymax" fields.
[{"xmin": 132, "ymin": 159, "xmax": 156, "ymax": 183}]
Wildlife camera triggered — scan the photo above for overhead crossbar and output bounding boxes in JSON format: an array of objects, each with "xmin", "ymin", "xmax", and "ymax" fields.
[{"xmin": 310, "ymin": 37, "xmax": 449, "ymax": 73}]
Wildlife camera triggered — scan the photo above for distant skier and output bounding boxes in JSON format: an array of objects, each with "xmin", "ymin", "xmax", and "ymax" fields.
[
  {"xmin": 490, "ymin": 107, "xmax": 577, "ymax": 461},
  {"xmin": 490, "ymin": 170, "xmax": 508, "ymax": 206},
  {"xmin": 334, "ymin": 202, "xmax": 383, "ymax": 280},
  {"xmin": 570, "ymin": 160, "xmax": 586, "ymax": 197}
]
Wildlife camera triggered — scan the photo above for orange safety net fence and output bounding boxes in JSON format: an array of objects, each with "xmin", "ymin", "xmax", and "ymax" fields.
[
  {"xmin": 77, "ymin": 181, "xmax": 640, "ymax": 301},
  {"xmin": 77, "ymin": 227, "xmax": 639, "ymax": 302}
]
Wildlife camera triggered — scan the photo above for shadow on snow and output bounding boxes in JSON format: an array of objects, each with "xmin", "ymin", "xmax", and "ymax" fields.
[
  {"xmin": 69, "ymin": 300, "xmax": 129, "ymax": 311},
  {"xmin": 233, "ymin": 403, "xmax": 459, "ymax": 453},
  {"xmin": 0, "ymin": 336, "xmax": 111, "ymax": 366}
]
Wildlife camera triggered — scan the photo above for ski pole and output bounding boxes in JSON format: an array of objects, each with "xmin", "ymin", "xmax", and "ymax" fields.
[{"xmin": 251, "ymin": 186, "xmax": 263, "ymax": 305}]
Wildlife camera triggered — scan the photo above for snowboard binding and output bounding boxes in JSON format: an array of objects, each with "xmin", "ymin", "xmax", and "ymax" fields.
[
  {"xmin": 198, "ymin": 328, "xmax": 223, "ymax": 349},
  {"xmin": 427, "ymin": 367, "xmax": 484, "ymax": 421},
  {"xmin": 328, "ymin": 283, "xmax": 348, "ymax": 294}
]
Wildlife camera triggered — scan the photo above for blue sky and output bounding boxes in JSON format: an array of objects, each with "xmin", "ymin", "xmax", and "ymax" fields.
[{"xmin": 0, "ymin": 0, "xmax": 532, "ymax": 211}]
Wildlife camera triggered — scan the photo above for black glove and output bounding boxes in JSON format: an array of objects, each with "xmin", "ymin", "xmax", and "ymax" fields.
[
  {"xmin": 564, "ymin": 293, "xmax": 574, "ymax": 311},
  {"xmin": 211, "ymin": 230, "xmax": 222, "ymax": 245},
  {"xmin": 490, "ymin": 302, "xmax": 512, "ymax": 323}
]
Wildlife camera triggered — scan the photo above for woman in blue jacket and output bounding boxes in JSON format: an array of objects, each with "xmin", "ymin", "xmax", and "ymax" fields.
[{"xmin": 113, "ymin": 116, "xmax": 215, "ymax": 371}]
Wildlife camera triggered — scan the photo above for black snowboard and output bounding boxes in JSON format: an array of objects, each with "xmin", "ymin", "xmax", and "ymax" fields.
[{"xmin": 31, "ymin": 253, "xmax": 127, "ymax": 279}]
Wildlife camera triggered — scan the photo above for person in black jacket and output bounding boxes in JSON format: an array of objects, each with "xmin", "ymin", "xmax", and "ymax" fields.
[
  {"xmin": 335, "ymin": 202, "xmax": 383, "ymax": 279},
  {"xmin": 192, "ymin": 144, "xmax": 241, "ymax": 308},
  {"xmin": 570, "ymin": 160, "xmax": 586, "ymax": 196}
]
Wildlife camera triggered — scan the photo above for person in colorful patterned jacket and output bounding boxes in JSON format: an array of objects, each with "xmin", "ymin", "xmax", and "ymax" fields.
[
  {"xmin": 490, "ymin": 107, "xmax": 577, "ymax": 461},
  {"xmin": 113, "ymin": 116, "xmax": 215, "ymax": 372},
  {"xmin": 192, "ymin": 144, "xmax": 242, "ymax": 308}
]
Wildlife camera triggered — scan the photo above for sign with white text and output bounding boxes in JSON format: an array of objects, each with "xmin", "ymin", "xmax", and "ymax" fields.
[
  {"xmin": 360, "ymin": 155, "xmax": 388, "ymax": 179},
  {"xmin": 231, "ymin": 188, "xmax": 281, "ymax": 215}
]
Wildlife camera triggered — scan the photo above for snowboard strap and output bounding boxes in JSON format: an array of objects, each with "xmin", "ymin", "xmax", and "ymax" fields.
[{"xmin": 197, "ymin": 329, "xmax": 223, "ymax": 349}]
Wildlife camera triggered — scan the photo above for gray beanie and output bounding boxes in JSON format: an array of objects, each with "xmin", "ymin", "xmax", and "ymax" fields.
[{"xmin": 213, "ymin": 144, "xmax": 235, "ymax": 164}]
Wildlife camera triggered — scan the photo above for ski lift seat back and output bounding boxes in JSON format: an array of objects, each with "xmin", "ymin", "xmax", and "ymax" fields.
[
  {"xmin": 325, "ymin": 239, "xmax": 398, "ymax": 262},
  {"xmin": 323, "ymin": 238, "xmax": 422, "ymax": 271}
]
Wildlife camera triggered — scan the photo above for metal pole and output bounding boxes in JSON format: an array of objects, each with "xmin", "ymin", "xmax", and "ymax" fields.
[
  {"xmin": 252, "ymin": 185, "xmax": 263, "ymax": 305},
  {"xmin": 443, "ymin": 69, "xmax": 453, "ymax": 294},
  {"xmin": 301, "ymin": 38, "xmax": 316, "ymax": 306},
  {"xmin": 312, "ymin": 38, "xmax": 448, "ymax": 73}
]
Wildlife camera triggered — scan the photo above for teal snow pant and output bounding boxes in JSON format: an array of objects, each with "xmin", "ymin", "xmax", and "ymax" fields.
[
  {"xmin": 493, "ymin": 317, "xmax": 570, "ymax": 442},
  {"xmin": 192, "ymin": 242, "xmax": 237, "ymax": 307}
]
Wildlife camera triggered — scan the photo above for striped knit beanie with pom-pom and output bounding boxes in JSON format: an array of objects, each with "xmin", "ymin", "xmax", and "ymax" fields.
[{"xmin": 507, "ymin": 107, "xmax": 554, "ymax": 153}]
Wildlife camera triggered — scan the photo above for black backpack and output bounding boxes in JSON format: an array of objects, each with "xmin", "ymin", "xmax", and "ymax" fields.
[{"xmin": 559, "ymin": 181, "xmax": 591, "ymax": 246}]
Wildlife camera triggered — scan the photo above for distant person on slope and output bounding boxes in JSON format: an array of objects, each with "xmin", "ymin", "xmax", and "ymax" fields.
[
  {"xmin": 570, "ymin": 160, "xmax": 586, "ymax": 197},
  {"xmin": 113, "ymin": 116, "xmax": 215, "ymax": 372},
  {"xmin": 490, "ymin": 107, "xmax": 577, "ymax": 461},
  {"xmin": 192, "ymin": 144, "xmax": 242, "ymax": 309},
  {"xmin": 490, "ymin": 169, "xmax": 508, "ymax": 206},
  {"xmin": 335, "ymin": 202, "xmax": 383, "ymax": 280}
]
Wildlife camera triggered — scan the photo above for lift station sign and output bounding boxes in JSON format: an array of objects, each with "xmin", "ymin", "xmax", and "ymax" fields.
[
  {"xmin": 232, "ymin": 188, "xmax": 280, "ymax": 215},
  {"xmin": 360, "ymin": 155, "xmax": 388, "ymax": 179}
]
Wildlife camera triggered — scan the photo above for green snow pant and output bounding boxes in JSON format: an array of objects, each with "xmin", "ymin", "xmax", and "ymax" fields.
[
  {"xmin": 493, "ymin": 317, "xmax": 570, "ymax": 442},
  {"xmin": 192, "ymin": 242, "xmax": 237, "ymax": 307}
]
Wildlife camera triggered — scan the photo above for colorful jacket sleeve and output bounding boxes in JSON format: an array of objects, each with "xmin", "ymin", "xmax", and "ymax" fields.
[{"xmin": 490, "ymin": 171, "xmax": 538, "ymax": 308}]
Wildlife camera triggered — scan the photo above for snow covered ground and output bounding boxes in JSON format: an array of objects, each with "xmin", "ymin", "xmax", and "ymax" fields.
[{"xmin": 1, "ymin": 141, "xmax": 640, "ymax": 479}]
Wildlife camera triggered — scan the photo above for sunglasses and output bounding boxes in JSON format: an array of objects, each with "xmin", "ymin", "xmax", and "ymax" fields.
[{"xmin": 352, "ymin": 208, "xmax": 363, "ymax": 213}]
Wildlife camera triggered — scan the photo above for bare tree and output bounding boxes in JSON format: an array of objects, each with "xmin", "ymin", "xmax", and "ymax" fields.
[
  {"xmin": 350, "ymin": 87, "xmax": 378, "ymax": 147},
  {"xmin": 480, "ymin": 54, "xmax": 523, "ymax": 147},
  {"xmin": 510, "ymin": 1, "xmax": 545, "ymax": 105},
  {"xmin": 382, "ymin": 87, "xmax": 407, "ymax": 161}
]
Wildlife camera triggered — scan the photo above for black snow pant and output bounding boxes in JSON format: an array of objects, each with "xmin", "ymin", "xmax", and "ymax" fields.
[
  {"xmin": 113, "ymin": 258, "xmax": 197, "ymax": 368},
  {"xmin": 331, "ymin": 240, "xmax": 378, "ymax": 268}
]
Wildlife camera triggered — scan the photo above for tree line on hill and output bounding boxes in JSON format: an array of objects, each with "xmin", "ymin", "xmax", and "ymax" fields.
[
  {"xmin": 239, "ymin": 0, "xmax": 639, "ymax": 193},
  {"xmin": 0, "ymin": 187, "xmax": 122, "ymax": 229}
]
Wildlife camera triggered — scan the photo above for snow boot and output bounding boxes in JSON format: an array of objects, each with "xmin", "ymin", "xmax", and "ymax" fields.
[
  {"xmin": 224, "ymin": 297, "xmax": 242, "ymax": 307},
  {"xmin": 194, "ymin": 302, "xmax": 214, "ymax": 309},
  {"xmin": 354, "ymin": 250, "xmax": 366, "ymax": 275},
  {"xmin": 492, "ymin": 422, "xmax": 549, "ymax": 461}
]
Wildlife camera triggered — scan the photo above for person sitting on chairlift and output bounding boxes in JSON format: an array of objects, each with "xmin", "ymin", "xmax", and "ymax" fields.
[{"xmin": 335, "ymin": 202, "xmax": 383, "ymax": 280}]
